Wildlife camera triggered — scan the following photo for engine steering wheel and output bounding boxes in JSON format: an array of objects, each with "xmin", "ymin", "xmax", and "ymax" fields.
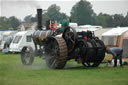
[{"xmin": 49, "ymin": 24, "xmax": 58, "ymax": 31}]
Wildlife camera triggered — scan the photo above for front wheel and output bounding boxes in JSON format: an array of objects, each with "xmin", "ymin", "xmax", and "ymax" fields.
[{"xmin": 21, "ymin": 46, "xmax": 35, "ymax": 65}]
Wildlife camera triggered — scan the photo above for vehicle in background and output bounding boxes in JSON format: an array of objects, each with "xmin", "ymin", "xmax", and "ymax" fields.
[
  {"xmin": 0, "ymin": 31, "xmax": 4, "ymax": 51},
  {"xmin": 76, "ymin": 25, "xmax": 102, "ymax": 32},
  {"xmin": 102, "ymin": 27, "xmax": 128, "ymax": 58},
  {"xmin": 79, "ymin": 25, "xmax": 102, "ymax": 29},
  {"xmin": 9, "ymin": 30, "xmax": 35, "ymax": 53},
  {"xmin": 0, "ymin": 31, "xmax": 17, "ymax": 51},
  {"xmin": 74, "ymin": 26, "xmax": 100, "ymax": 32},
  {"xmin": 57, "ymin": 22, "xmax": 78, "ymax": 28}
]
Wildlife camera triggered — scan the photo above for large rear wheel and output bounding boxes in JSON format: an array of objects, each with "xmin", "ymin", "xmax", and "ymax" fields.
[
  {"xmin": 44, "ymin": 37, "xmax": 68, "ymax": 69},
  {"xmin": 82, "ymin": 40, "xmax": 97, "ymax": 67},
  {"xmin": 82, "ymin": 39, "xmax": 106, "ymax": 67}
]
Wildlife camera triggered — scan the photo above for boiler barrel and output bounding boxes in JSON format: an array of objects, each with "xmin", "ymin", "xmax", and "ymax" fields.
[{"xmin": 33, "ymin": 30, "xmax": 53, "ymax": 45}]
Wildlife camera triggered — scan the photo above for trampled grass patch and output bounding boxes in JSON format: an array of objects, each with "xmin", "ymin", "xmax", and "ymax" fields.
[{"xmin": 0, "ymin": 52, "xmax": 128, "ymax": 85}]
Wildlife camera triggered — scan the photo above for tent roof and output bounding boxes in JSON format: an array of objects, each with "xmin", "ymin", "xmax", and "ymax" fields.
[
  {"xmin": 102, "ymin": 27, "xmax": 128, "ymax": 36},
  {"xmin": 94, "ymin": 28, "xmax": 110, "ymax": 39}
]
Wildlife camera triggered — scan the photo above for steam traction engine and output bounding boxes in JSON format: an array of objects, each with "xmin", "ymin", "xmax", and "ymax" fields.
[{"xmin": 21, "ymin": 9, "xmax": 106, "ymax": 69}]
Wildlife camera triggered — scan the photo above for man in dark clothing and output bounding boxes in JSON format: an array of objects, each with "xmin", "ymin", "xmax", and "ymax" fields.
[{"xmin": 108, "ymin": 48, "xmax": 123, "ymax": 67}]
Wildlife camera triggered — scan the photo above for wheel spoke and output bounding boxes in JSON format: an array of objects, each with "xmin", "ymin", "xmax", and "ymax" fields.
[
  {"xmin": 84, "ymin": 62, "xmax": 89, "ymax": 67},
  {"xmin": 44, "ymin": 37, "xmax": 68, "ymax": 69},
  {"xmin": 62, "ymin": 27, "xmax": 77, "ymax": 53},
  {"xmin": 51, "ymin": 59, "xmax": 57, "ymax": 68},
  {"xmin": 70, "ymin": 39, "xmax": 75, "ymax": 44},
  {"xmin": 21, "ymin": 46, "xmax": 34, "ymax": 65},
  {"xmin": 46, "ymin": 55, "xmax": 56, "ymax": 60}
]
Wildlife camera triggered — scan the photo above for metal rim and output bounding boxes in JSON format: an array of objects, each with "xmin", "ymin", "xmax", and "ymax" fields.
[
  {"xmin": 21, "ymin": 46, "xmax": 34, "ymax": 65},
  {"xmin": 44, "ymin": 37, "xmax": 68, "ymax": 69},
  {"xmin": 82, "ymin": 40, "xmax": 97, "ymax": 67},
  {"xmin": 82, "ymin": 39, "xmax": 106, "ymax": 67},
  {"xmin": 95, "ymin": 40, "xmax": 106, "ymax": 62}
]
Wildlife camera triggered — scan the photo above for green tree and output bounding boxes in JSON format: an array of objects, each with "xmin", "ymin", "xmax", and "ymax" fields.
[
  {"xmin": 46, "ymin": 4, "xmax": 67, "ymax": 21},
  {"xmin": 0, "ymin": 16, "xmax": 21, "ymax": 30},
  {"xmin": 47, "ymin": 4, "xmax": 61, "ymax": 21},
  {"xmin": 8, "ymin": 16, "xmax": 21, "ymax": 30},
  {"xmin": 97, "ymin": 13, "xmax": 114, "ymax": 27},
  {"xmin": 124, "ymin": 12, "xmax": 128, "ymax": 26},
  {"xmin": 42, "ymin": 13, "xmax": 50, "ymax": 26},
  {"xmin": 113, "ymin": 14, "xmax": 125, "ymax": 27},
  {"xmin": 105, "ymin": 14, "xmax": 113, "ymax": 27},
  {"xmin": 24, "ymin": 15, "xmax": 32, "ymax": 22},
  {"xmin": 71, "ymin": 0, "xmax": 95, "ymax": 25},
  {"xmin": 23, "ymin": 4, "xmax": 67, "ymax": 27},
  {"xmin": 59, "ymin": 13, "xmax": 67, "ymax": 20},
  {"xmin": 91, "ymin": 13, "xmax": 99, "ymax": 25},
  {"xmin": 0, "ymin": 17, "xmax": 12, "ymax": 29},
  {"xmin": 97, "ymin": 13, "xmax": 107, "ymax": 27}
]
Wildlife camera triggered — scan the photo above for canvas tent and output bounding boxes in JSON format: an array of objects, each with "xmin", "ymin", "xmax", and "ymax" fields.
[
  {"xmin": 75, "ymin": 25, "xmax": 102, "ymax": 32},
  {"xmin": 102, "ymin": 27, "xmax": 128, "ymax": 58},
  {"xmin": 94, "ymin": 28, "xmax": 110, "ymax": 39}
]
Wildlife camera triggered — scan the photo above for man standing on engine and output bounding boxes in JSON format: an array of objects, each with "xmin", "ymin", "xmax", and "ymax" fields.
[
  {"xmin": 107, "ymin": 47, "xmax": 123, "ymax": 67},
  {"xmin": 58, "ymin": 18, "xmax": 71, "ymax": 33}
]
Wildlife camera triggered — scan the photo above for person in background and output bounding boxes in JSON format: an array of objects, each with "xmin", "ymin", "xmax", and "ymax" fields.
[
  {"xmin": 107, "ymin": 47, "xmax": 123, "ymax": 67},
  {"xmin": 2, "ymin": 42, "xmax": 9, "ymax": 54}
]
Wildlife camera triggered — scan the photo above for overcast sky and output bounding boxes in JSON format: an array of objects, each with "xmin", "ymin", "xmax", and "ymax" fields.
[{"xmin": 0, "ymin": 0, "xmax": 128, "ymax": 20}]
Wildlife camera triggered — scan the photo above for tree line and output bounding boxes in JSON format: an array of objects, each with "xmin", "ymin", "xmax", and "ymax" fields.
[
  {"xmin": 71, "ymin": 0, "xmax": 128, "ymax": 27},
  {"xmin": 0, "ymin": 16, "xmax": 21, "ymax": 30},
  {"xmin": 0, "ymin": 0, "xmax": 128, "ymax": 30}
]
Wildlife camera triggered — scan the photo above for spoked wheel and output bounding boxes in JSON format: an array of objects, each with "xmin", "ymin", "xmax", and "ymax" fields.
[
  {"xmin": 62, "ymin": 26, "xmax": 77, "ymax": 53},
  {"xmin": 44, "ymin": 37, "xmax": 68, "ymax": 69},
  {"xmin": 21, "ymin": 46, "xmax": 35, "ymax": 65},
  {"xmin": 38, "ymin": 46, "xmax": 45, "ymax": 57}
]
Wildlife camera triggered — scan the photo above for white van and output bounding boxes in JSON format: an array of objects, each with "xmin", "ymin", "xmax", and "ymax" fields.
[{"xmin": 9, "ymin": 30, "xmax": 35, "ymax": 52}]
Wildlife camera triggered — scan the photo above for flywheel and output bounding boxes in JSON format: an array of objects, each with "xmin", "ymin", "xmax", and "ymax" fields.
[{"xmin": 62, "ymin": 26, "xmax": 77, "ymax": 53}]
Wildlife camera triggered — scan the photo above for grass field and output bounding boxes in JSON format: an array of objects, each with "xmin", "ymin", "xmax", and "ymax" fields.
[{"xmin": 0, "ymin": 52, "xmax": 128, "ymax": 85}]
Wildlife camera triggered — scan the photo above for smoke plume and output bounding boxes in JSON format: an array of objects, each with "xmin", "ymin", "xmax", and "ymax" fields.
[{"xmin": 1, "ymin": 0, "xmax": 41, "ymax": 9}]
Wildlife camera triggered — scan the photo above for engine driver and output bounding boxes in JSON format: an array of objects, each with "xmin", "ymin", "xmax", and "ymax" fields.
[{"xmin": 57, "ymin": 17, "xmax": 71, "ymax": 33}]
